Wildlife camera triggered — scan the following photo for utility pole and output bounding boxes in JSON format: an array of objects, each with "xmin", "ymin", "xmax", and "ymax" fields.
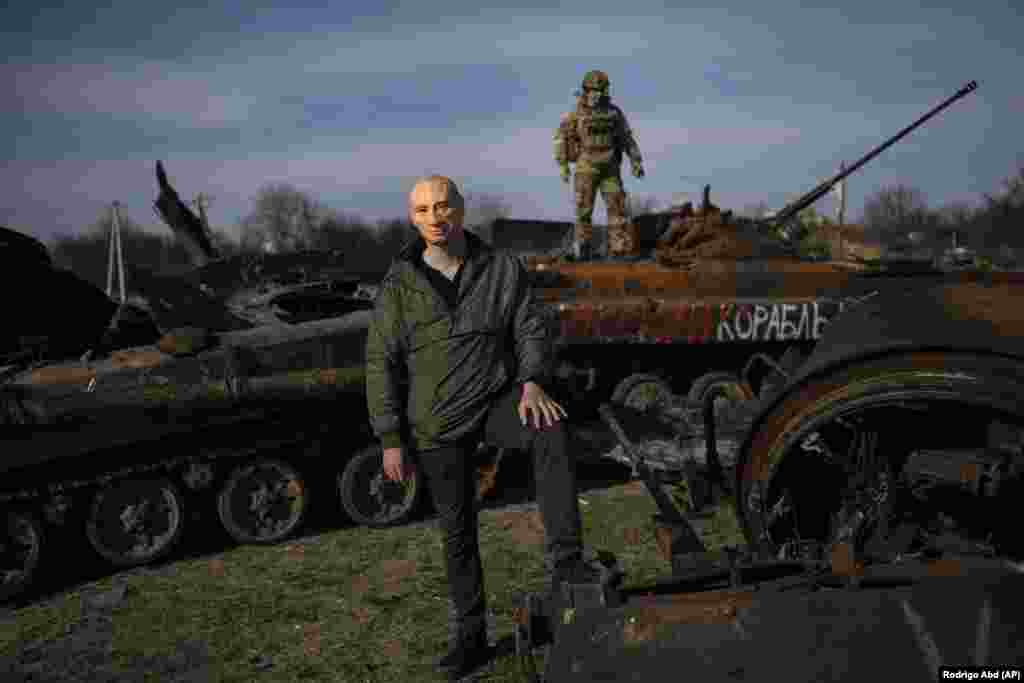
[
  {"xmin": 106, "ymin": 201, "xmax": 126, "ymax": 303},
  {"xmin": 833, "ymin": 161, "xmax": 847, "ymax": 260}
]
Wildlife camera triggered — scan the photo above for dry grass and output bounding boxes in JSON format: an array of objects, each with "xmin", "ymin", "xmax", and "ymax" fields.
[{"xmin": 1, "ymin": 480, "xmax": 744, "ymax": 682}]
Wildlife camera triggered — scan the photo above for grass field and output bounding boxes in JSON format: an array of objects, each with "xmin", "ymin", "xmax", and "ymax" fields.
[{"xmin": 1, "ymin": 476, "xmax": 744, "ymax": 682}]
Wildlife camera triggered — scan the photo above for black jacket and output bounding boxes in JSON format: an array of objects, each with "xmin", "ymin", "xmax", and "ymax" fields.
[{"xmin": 365, "ymin": 231, "xmax": 550, "ymax": 451}]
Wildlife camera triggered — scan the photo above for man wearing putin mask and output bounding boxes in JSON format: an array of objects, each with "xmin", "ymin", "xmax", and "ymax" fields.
[{"xmin": 365, "ymin": 175, "xmax": 598, "ymax": 679}]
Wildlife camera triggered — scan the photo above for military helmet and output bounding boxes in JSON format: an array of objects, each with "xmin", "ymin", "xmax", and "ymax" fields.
[{"xmin": 581, "ymin": 70, "xmax": 610, "ymax": 94}]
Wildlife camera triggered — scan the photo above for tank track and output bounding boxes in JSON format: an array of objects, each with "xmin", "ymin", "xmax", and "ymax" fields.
[{"xmin": 0, "ymin": 379, "xmax": 355, "ymax": 603}]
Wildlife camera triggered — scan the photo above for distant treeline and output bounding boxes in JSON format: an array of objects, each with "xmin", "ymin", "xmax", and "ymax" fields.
[
  {"xmin": 46, "ymin": 167, "xmax": 1024, "ymax": 288},
  {"xmin": 47, "ymin": 182, "xmax": 513, "ymax": 289},
  {"xmin": 859, "ymin": 168, "xmax": 1024, "ymax": 253},
  {"xmin": 48, "ymin": 214, "xmax": 416, "ymax": 292}
]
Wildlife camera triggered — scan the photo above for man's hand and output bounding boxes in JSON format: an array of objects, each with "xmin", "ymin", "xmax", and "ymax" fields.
[
  {"xmin": 631, "ymin": 161, "xmax": 645, "ymax": 179},
  {"xmin": 518, "ymin": 381, "xmax": 568, "ymax": 429},
  {"xmin": 383, "ymin": 447, "xmax": 416, "ymax": 482},
  {"xmin": 560, "ymin": 164, "xmax": 571, "ymax": 184}
]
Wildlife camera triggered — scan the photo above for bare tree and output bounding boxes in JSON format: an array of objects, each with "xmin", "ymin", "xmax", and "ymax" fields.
[
  {"xmin": 862, "ymin": 184, "xmax": 929, "ymax": 241},
  {"xmin": 976, "ymin": 167, "xmax": 1024, "ymax": 250},
  {"xmin": 935, "ymin": 201, "xmax": 975, "ymax": 228},
  {"xmin": 240, "ymin": 183, "xmax": 325, "ymax": 253},
  {"xmin": 51, "ymin": 213, "xmax": 196, "ymax": 291}
]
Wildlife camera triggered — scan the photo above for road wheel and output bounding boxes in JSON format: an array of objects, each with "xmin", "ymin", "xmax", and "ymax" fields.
[
  {"xmin": 611, "ymin": 373, "xmax": 675, "ymax": 414},
  {"xmin": 217, "ymin": 458, "xmax": 310, "ymax": 544},
  {"xmin": 339, "ymin": 445, "xmax": 424, "ymax": 527},
  {"xmin": 86, "ymin": 477, "xmax": 185, "ymax": 567},
  {"xmin": 759, "ymin": 347, "xmax": 808, "ymax": 401},
  {"xmin": 0, "ymin": 509, "xmax": 43, "ymax": 602},
  {"xmin": 688, "ymin": 372, "xmax": 751, "ymax": 419}
]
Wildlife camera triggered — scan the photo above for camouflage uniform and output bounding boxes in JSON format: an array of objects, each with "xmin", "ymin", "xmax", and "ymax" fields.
[{"xmin": 554, "ymin": 70, "xmax": 645, "ymax": 258}]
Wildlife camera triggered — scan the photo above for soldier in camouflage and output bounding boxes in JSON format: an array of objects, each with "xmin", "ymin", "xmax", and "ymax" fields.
[{"xmin": 553, "ymin": 70, "xmax": 645, "ymax": 260}]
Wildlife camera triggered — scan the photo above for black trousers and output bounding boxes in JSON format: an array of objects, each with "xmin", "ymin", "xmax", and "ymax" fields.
[{"xmin": 415, "ymin": 384, "xmax": 583, "ymax": 627}]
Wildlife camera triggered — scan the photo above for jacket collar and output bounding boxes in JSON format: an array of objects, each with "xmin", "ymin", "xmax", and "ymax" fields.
[
  {"xmin": 397, "ymin": 229, "xmax": 492, "ymax": 268},
  {"xmin": 394, "ymin": 229, "xmax": 494, "ymax": 301}
]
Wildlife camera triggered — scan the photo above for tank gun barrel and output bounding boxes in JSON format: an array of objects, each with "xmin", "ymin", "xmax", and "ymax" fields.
[
  {"xmin": 153, "ymin": 160, "xmax": 220, "ymax": 267},
  {"xmin": 769, "ymin": 80, "xmax": 978, "ymax": 229}
]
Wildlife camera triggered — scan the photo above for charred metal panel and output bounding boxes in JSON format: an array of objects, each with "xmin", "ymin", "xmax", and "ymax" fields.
[
  {"xmin": 491, "ymin": 218, "xmax": 573, "ymax": 255},
  {"xmin": 545, "ymin": 568, "xmax": 1024, "ymax": 682},
  {"xmin": 534, "ymin": 263, "xmax": 1024, "ymax": 346},
  {"xmin": 531, "ymin": 261, "xmax": 860, "ymax": 299},
  {"xmin": 550, "ymin": 297, "xmax": 863, "ymax": 344}
]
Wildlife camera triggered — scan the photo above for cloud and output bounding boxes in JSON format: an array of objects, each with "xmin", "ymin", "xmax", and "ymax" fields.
[
  {"xmin": 4, "ymin": 0, "xmax": 1022, "ymax": 245},
  {"xmin": 9, "ymin": 61, "xmax": 263, "ymax": 127}
]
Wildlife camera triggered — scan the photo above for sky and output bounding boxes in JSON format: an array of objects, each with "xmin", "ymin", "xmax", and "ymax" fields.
[{"xmin": 4, "ymin": 0, "xmax": 1023, "ymax": 246}]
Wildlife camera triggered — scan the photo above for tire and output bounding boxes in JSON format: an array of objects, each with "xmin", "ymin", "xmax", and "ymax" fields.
[
  {"xmin": 217, "ymin": 458, "xmax": 311, "ymax": 545},
  {"xmin": 687, "ymin": 372, "xmax": 749, "ymax": 404},
  {"xmin": 759, "ymin": 347, "xmax": 809, "ymax": 401},
  {"xmin": 686, "ymin": 371, "xmax": 753, "ymax": 434},
  {"xmin": 0, "ymin": 509, "xmax": 44, "ymax": 603},
  {"xmin": 86, "ymin": 477, "xmax": 186, "ymax": 567},
  {"xmin": 339, "ymin": 445, "xmax": 424, "ymax": 528},
  {"xmin": 611, "ymin": 373, "xmax": 674, "ymax": 413},
  {"xmin": 734, "ymin": 352, "xmax": 1024, "ymax": 556}
]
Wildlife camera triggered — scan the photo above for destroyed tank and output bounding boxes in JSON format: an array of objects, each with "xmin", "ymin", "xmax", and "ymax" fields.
[
  {"xmin": 513, "ymin": 271, "xmax": 1024, "ymax": 682},
  {"xmin": 0, "ymin": 226, "xmax": 153, "ymax": 369},
  {"xmin": 4, "ymin": 81, "xmax": 1002, "ymax": 619},
  {"xmin": 0, "ymin": 165, "xmax": 414, "ymax": 604},
  {"xmin": 497, "ymin": 80, "xmax": 985, "ymax": 468},
  {"xmin": 510, "ymin": 82, "xmax": 1024, "ymax": 681}
]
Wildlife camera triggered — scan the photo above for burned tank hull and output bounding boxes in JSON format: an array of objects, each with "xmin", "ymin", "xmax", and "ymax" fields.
[
  {"xmin": 520, "ymin": 253, "xmax": 1011, "ymax": 458},
  {"xmin": 542, "ymin": 563, "xmax": 1022, "ymax": 682},
  {"xmin": 734, "ymin": 278, "xmax": 1024, "ymax": 560},
  {"xmin": 0, "ymin": 309, "xmax": 429, "ymax": 603},
  {"xmin": 1, "ymin": 226, "xmax": 121, "ymax": 368},
  {"xmin": 1, "ymin": 183, "xmax": 400, "ymax": 603},
  {"xmin": 515, "ymin": 279, "xmax": 1024, "ymax": 682}
]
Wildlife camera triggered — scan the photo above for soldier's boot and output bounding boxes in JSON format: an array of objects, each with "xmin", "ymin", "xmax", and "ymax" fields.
[
  {"xmin": 436, "ymin": 615, "xmax": 491, "ymax": 681},
  {"xmin": 538, "ymin": 552, "xmax": 616, "ymax": 638},
  {"xmin": 572, "ymin": 239, "xmax": 594, "ymax": 262},
  {"xmin": 553, "ymin": 552, "xmax": 605, "ymax": 591},
  {"xmin": 608, "ymin": 222, "xmax": 642, "ymax": 262},
  {"xmin": 567, "ymin": 222, "xmax": 595, "ymax": 261}
]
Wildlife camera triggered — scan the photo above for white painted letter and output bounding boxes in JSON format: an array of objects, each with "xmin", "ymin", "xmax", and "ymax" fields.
[
  {"xmin": 813, "ymin": 302, "xmax": 829, "ymax": 339},
  {"xmin": 765, "ymin": 305, "xmax": 782, "ymax": 340},
  {"xmin": 734, "ymin": 307, "xmax": 753, "ymax": 340},
  {"xmin": 752, "ymin": 305, "xmax": 770, "ymax": 340},
  {"xmin": 780, "ymin": 304, "xmax": 798, "ymax": 340},
  {"xmin": 796, "ymin": 304, "xmax": 811, "ymax": 339}
]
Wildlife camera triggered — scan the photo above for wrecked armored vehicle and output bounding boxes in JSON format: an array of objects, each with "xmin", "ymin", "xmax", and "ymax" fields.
[
  {"xmin": 0, "ymin": 226, "xmax": 152, "ymax": 369},
  {"xmin": 502, "ymin": 80, "xmax": 1024, "ymax": 681},
  {"xmin": 0, "ymin": 166, "xmax": 402, "ymax": 604},
  {"xmin": 492, "ymin": 81, "xmax": 984, "ymax": 470},
  {"xmin": 513, "ymin": 275, "xmax": 1024, "ymax": 682}
]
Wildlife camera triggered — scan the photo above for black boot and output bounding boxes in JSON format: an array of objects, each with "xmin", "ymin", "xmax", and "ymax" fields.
[
  {"xmin": 561, "ymin": 240, "xmax": 593, "ymax": 262},
  {"xmin": 553, "ymin": 553, "xmax": 604, "ymax": 587},
  {"xmin": 436, "ymin": 619, "xmax": 490, "ymax": 680},
  {"xmin": 541, "ymin": 554, "xmax": 604, "ymax": 614}
]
